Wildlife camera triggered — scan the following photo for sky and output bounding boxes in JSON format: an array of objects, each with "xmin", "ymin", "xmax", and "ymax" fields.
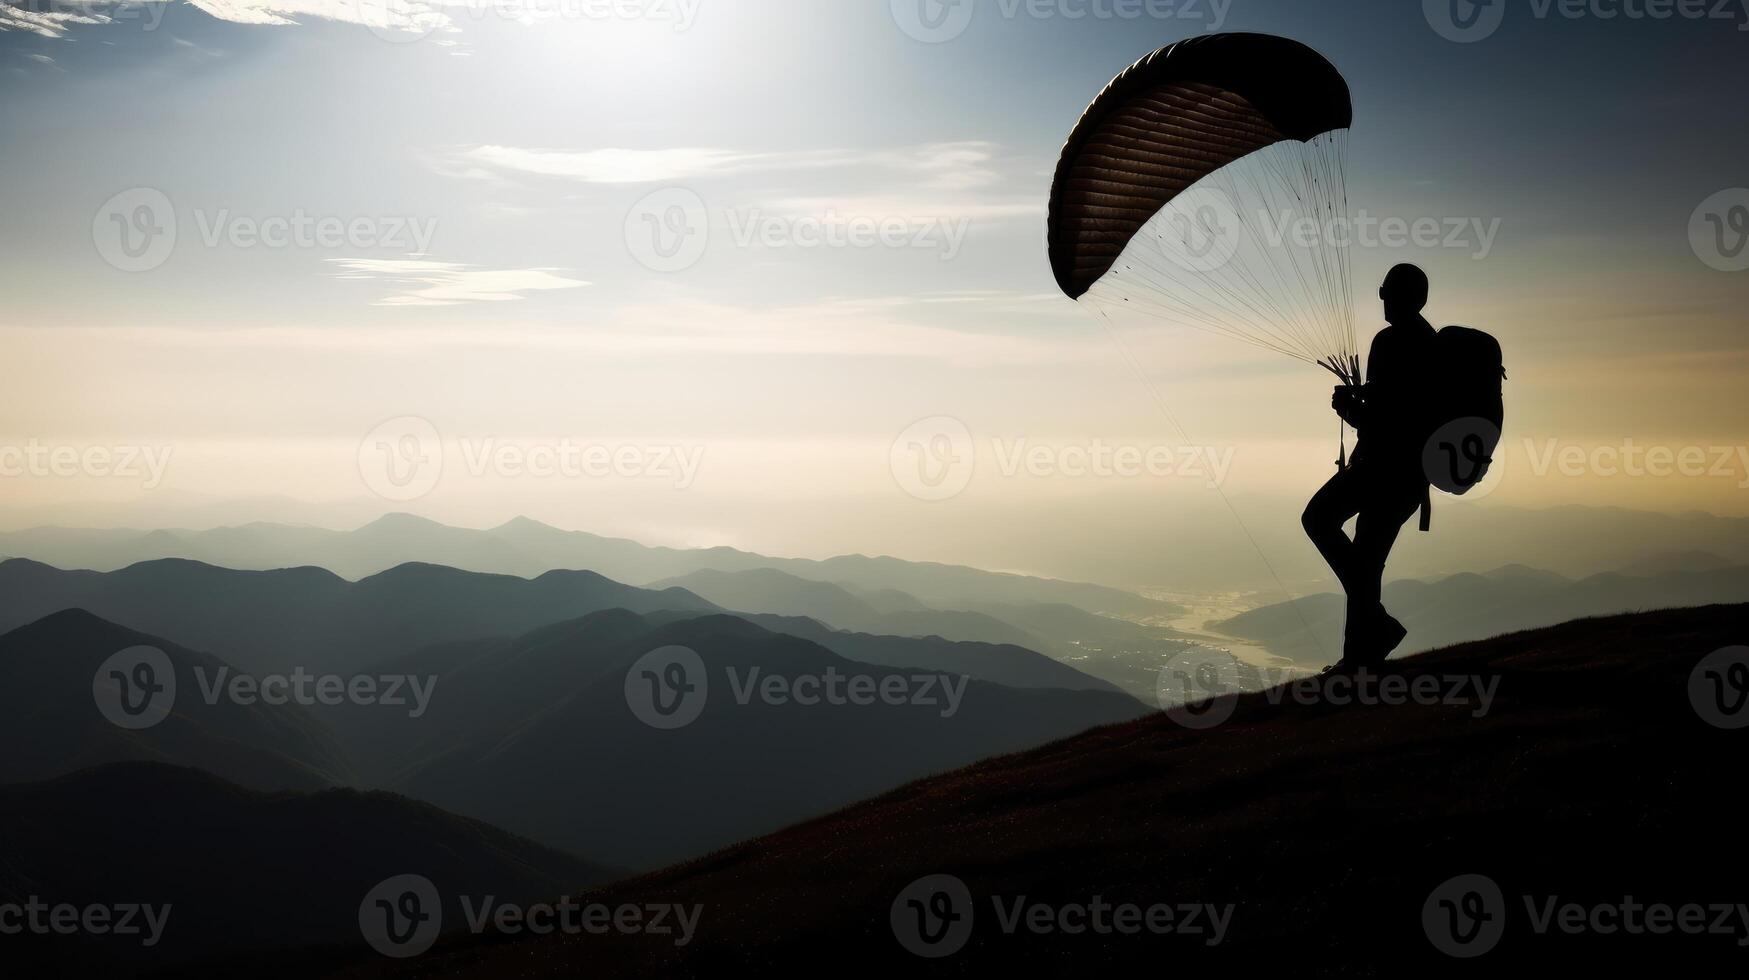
[{"xmin": 2, "ymin": 0, "xmax": 1747, "ymax": 588}]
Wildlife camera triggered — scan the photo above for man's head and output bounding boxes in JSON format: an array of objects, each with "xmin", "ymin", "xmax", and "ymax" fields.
[{"xmin": 1380, "ymin": 263, "xmax": 1429, "ymax": 323}]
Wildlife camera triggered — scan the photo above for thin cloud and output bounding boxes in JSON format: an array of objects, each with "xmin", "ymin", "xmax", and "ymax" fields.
[
  {"xmin": 188, "ymin": 0, "xmax": 459, "ymax": 39},
  {"xmin": 440, "ymin": 141, "xmax": 1007, "ymax": 190},
  {"xmin": 327, "ymin": 257, "xmax": 590, "ymax": 307},
  {"xmin": 0, "ymin": 2, "xmax": 112, "ymax": 37},
  {"xmin": 436, "ymin": 141, "xmax": 1036, "ymax": 228},
  {"xmin": 1, "ymin": 0, "xmax": 454, "ymax": 38},
  {"xmin": 761, "ymin": 194, "xmax": 1041, "ymax": 222},
  {"xmin": 447, "ymin": 145, "xmax": 857, "ymax": 185}
]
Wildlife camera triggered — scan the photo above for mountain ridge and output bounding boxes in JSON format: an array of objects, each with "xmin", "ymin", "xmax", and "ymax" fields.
[
  {"xmin": 0, "ymin": 515, "xmax": 1168, "ymax": 617},
  {"xmin": 0, "ymin": 608, "xmax": 353, "ymax": 792},
  {"xmin": 0, "ymin": 556, "xmax": 721, "ymax": 675}
]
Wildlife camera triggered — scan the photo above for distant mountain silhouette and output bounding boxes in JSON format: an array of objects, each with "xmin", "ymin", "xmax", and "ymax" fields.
[
  {"xmin": 961, "ymin": 596, "xmax": 1186, "ymax": 647},
  {"xmin": 839, "ymin": 583, "xmax": 935, "ymax": 613},
  {"xmin": 0, "ymin": 610, "xmax": 349, "ymax": 791},
  {"xmin": 321, "ymin": 608, "xmax": 670, "ymax": 785},
  {"xmin": 373, "ymin": 604, "xmax": 1749, "ymax": 975},
  {"xmin": 0, "ymin": 557, "xmax": 717, "ymax": 675},
  {"xmin": 387, "ymin": 611, "xmax": 1153, "ymax": 869},
  {"xmin": 653, "ymin": 567, "xmax": 895, "ymax": 630},
  {"xmin": 0, "ymin": 762, "xmax": 616, "ymax": 973},
  {"xmin": 1616, "ymin": 550, "xmax": 1735, "ymax": 577},
  {"xmin": 1217, "ymin": 563, "xmax": 1749, "ymax": 661},
  {"xmin": 652, "ymin": 567, "xmax": 1045, "ymax": 647},
  {"xmin": 714, "ymin": 612, "xmax": 1126, "ymax": 694},
  {"xmin": 804, "ymin": 594, "xmax": 1209, "ymax": 700},
  {"xmin": 0, "ymin": 591, "xmax": 1141, "ymax": 876},
  {"xmin": 0, "ymin": 514, "xmax": 1167, "ymax": 616},
  {"xmin": 320, "ymin": 606, "xmax": 1125, "ymax": 789}
]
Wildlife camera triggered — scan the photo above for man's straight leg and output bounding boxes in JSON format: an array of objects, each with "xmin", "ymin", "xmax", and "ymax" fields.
[{"xmin": 1348, "ymin": 480, "xmax": 1425, "ymax": 660}]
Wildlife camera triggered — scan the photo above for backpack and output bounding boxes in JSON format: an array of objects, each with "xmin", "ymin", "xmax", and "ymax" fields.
[{"xmin": 1418, "ymin": 326, "xmax": 1506, "ymax": 531}]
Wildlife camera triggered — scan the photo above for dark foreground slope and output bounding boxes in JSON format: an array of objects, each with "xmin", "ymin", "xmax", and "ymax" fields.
[
  {"xmin": 346, "ymin": 604, "xmax": 1749, "ymax": 976},
  {"xmin": 0, "ymin": 763, "xmax": 619, "ymax": 975}
]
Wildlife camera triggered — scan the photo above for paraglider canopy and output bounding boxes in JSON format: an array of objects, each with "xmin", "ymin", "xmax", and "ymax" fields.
[{"xmin": 1048, "ymin": 33, "xmax": 1353, "ymax": 300}]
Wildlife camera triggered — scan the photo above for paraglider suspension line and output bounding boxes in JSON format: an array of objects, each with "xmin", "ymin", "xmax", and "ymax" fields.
[
  {"xmin": 1090, "ymin": 307, "xmax": 1332, "ymax": 661},
  {"xmin": 1318, "ymin": 355, "xmax": 1360, "ymax": 472}
]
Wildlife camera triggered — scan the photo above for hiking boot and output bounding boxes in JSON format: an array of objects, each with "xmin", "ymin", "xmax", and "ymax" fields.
[{"xmin": 1354, "ymin": 611, "xmax": 1408, "ymax": 667}]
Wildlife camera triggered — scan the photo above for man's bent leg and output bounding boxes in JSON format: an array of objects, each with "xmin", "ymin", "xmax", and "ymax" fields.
[
  {"xmin": 1304, "ymin": 467, "xmax": 1376, "ymax": 663},
  {"xmin": 1302, "ymin": 467, "xmax": 1364, "ymax": 590}
]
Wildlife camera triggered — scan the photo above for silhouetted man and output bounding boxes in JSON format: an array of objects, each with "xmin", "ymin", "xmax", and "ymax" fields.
[{"xmin": 1303, "ymin": 264, "xmax": 1438, "ymax": 670}]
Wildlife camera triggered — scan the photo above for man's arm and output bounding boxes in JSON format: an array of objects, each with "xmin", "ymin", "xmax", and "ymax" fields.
[
  {"xmin": 1333, "ymin": 384, "xmax": 1363, "ymax": 426},
  {"xmin": 1334, "ymin": 331, "xmax": 1390, "ymax": 431}
]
